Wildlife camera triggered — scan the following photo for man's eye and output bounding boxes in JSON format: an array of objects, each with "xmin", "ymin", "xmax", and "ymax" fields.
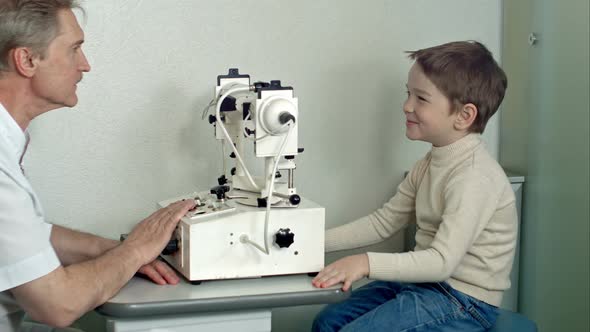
[{"xmin": 418, "ymin": 96, "xmax": 428, "ymax": 102}]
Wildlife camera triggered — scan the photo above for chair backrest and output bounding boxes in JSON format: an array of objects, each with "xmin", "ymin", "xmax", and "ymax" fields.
[{"xmin": 489, "ymin": 309, "xmax": 537, "ymax": 332}]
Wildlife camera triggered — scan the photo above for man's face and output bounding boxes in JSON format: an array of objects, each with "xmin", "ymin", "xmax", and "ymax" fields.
[
  {"xmin": 31, "ymin": 9, "xmax": 91, "ymax": 109},
  {"xmin": 402, "ymin": 63, "xmax": 457, "ymax": 147}
]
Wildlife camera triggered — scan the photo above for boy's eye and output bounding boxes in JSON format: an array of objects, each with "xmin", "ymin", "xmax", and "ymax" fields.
[{"xmin": 418, "ymin": 96, "xmax": 428, "ymax": 102}]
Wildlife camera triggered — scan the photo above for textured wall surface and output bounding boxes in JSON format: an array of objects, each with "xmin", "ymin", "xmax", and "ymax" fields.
[
  {"xmin": 22, "ymin": 1, "xmax": 502, "ymax": 330},
  {"xmin": 501, "ymin": 0, "xmax": 590, "ymax": 330}
]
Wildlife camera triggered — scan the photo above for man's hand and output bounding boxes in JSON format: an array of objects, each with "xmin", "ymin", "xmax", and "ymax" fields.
[
  {"xmin": 138, "ymin": 259, "xmax": 180, "ymax": 285},
  {"xmin": 122, "ymin": 199, "xmax": 196, "ymax": 266},
  {"xmin": 312, "ymin": 254, "xmax": 369, "ymax": 291}
]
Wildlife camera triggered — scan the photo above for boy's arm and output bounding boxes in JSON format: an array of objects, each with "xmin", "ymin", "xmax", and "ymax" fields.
[
  {"xmin": 325, "ymin": 158, "xmax": 427, "ymax": 252},
  {"xmin": 325, "ymin": 187, "xmax": 415, "ymax": 252},
  {"xmin": 366, "ymin": 170, "xmax": 514, "ymax": 282}
]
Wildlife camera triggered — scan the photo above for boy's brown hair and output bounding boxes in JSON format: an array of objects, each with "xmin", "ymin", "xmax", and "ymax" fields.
[{"xmin": 407, "ymin": 41, "xmax": 507, "ymax": 133}]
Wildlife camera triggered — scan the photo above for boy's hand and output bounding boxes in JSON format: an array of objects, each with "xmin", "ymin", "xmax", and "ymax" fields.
[{"xmin": 312, "ymin": 254, "xmax": 369, "ymax": 291}]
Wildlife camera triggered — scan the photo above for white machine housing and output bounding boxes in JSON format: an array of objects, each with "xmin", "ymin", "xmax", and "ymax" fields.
[
  {"xmin": 158, "ymin": 69, "xmax": 324, "ymax": 282},
  {"xmin": 214, "ymin": 73, "xmax": 299, "ymax": 196},
  {"xmin": 159, "ymin": 191, "xmax": 324, "ymax": 281}
]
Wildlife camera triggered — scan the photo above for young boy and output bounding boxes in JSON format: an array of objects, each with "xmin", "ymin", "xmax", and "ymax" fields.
[{"xmin": 312, "ymin": 41, "xmax": 516, "ymax": 331}]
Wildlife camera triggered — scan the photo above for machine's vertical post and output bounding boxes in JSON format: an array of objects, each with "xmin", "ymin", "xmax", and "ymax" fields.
[{"xmin": 288, "ymin": 169, "xmax": 294, "ymax": 189}]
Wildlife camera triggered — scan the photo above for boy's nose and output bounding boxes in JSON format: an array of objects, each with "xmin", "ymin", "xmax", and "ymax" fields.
[{"xmin": 403, "ymin": 100, "xmax": 414, "ymax": 113}]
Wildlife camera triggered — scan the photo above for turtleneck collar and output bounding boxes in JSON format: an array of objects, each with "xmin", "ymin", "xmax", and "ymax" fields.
[{"xmin": 430, "ymin": 133, "xmax": 482, "ymax": 163}]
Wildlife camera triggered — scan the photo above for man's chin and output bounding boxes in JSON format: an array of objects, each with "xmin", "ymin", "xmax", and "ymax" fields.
[{"xmin": 63, "ymin": 96, "xmax": 79, "ymax": 108}]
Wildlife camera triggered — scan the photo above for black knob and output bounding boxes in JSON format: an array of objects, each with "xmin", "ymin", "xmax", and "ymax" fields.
[
  {"xmin": 289, "ymin": 194, "xmax": 301, "ymax": 205},
  {"xmin": 257, "ymin": 197, "xmax": 268, "ymax": 208},
  {"xmin": 285, "ymin": 155, "xmax": 295, "ymax": 160},
  {"xmin": 274, "ymin": 228, "xmax": 295, "ymax": 248},
  {"xmin": 209, "ymin": 114, "xmax": 225, "ymax": 124},
  {"xmin": 275, "ymin": 171, "xmax": 282, "ymax": 178},
  {"xmin": 231, "ymin": 167, "xmax": 237, "ymax": 176},
  {"xmin": 210, "ymin": 185, "xmax": 230, "ymax": 200},
  {"xmin": 162, "ymin": 238, "xmax": 179, "ymax": 255},
  {"xmin": 229, "ymin": 152, "xmax": 236, "ymax": 159},
  {"xmin": 220, "ymin": 96, "xmax": 237, "ymax": 113},
  {"xmin": 279, "ymin": 112, "xmax": 296, "ymax": 125},
  {"xmin": 217, "ymin": 175, "xmax": 228, "ymax": 185},
  {"xmin": 253, "ymin": 81, "xmax": 270, "ymax": 91}
]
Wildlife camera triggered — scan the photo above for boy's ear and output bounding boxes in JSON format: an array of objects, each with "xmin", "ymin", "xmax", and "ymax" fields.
[
  {"xmin": 454, "ymin": 103, "xmax": 477, "ymax": 131},
  {"xmin": 11, "ymin": 47, "xmax": 39, "ymax": 78}
]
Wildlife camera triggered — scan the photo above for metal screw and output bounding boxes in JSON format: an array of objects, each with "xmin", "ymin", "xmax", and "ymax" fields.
[{"xmin": 528, "ymin": 33, "xmax": 538, "ymax": 46}]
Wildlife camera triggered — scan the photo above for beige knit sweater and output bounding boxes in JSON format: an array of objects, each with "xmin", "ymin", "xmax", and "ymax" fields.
[{"xmin": 325, "ymin": 133, "xmax": 518, "ymax": 306}]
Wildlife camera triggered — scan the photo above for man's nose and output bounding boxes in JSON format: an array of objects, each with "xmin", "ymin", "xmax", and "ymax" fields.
[{"xmin": 79, "ymin": 51, "xmax": 91, "ymax": 72}]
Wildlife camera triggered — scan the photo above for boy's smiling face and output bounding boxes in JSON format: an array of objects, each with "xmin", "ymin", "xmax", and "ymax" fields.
[{"xmin": 403, "ymin": 63, "xmax": 462, "ymax": 147}]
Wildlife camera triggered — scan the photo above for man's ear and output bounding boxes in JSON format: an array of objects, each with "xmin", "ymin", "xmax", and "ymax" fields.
[
  {"xmin": 454, "ymin": 103, "xmax": 477, "ymax": 131},
  {"xmin": 11, "ymin": 47, "xmax": 39, "ymax": 78}
]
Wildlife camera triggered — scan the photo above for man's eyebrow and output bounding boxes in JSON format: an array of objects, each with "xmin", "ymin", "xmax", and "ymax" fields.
[{"xmin": 72, "ymin": 39, "xmax": 85, "ymax": 47}]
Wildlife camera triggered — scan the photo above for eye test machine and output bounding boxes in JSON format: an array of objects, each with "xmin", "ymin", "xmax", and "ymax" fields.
[
  {"xmin": 98, "ymin": 71, "xmax": 344, "ymax": 332},
  {"xmin": 157, "ymin": 69, "xmax": 325, "ymax": 283}
]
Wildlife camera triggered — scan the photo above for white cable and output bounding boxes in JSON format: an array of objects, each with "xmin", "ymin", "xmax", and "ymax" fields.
[
  {"xmin": 221, "ymin": 142, "xmax": 226, "ymax": 178},
  {"xmin": 242, "ymin": 112, "xmax": 255, "ymax": 140},
  {"xmin": 242, "ymin": 121, "xmax": 294, "ymax": 255},
  {"xmin": 202, "ymin": 82, "xmax": 248, "ymax": 120},
  {"xmin": 245, "ymin": 121, "xmax": 292, "ymax": 142},
  {"xmin": 215, "ymin": 85, "xmax": 260, "ymax": 191},
  {"xmin": 213, "ymin": 84, "xmax": 296, "ymax": 254}
]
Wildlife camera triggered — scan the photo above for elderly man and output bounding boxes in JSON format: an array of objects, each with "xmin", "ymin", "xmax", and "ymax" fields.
[{"xmin": 0, "ymin": 1, "xmax": 195, "ymax": 330}]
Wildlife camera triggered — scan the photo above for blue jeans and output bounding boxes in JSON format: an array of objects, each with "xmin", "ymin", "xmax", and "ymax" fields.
[{"xmin": 312, "ymin": 281, "xmax": 499, "ymax": 332}]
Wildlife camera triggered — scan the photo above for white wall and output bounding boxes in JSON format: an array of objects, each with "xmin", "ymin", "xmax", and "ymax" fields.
[{"xmin": 24, "ymin": 1, "xmax": 502, "ymax": 330}]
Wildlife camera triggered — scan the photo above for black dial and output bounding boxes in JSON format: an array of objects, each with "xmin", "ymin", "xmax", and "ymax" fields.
[
  {"xmin": 274, "ymin": 228, "xmax": 295, "ymax": 248},
  {"xmin": 210, "ymin": 185, "xmax": 230, "ymax": 200},
  {"xmin": 162, "ymin": 238, "xmax": 179, "ymax": 255}
]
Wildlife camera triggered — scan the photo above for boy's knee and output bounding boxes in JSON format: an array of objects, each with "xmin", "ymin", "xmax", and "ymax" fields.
[{"xmin": 312, "ymin": 305, "xmax": 341, "ymax": 332}]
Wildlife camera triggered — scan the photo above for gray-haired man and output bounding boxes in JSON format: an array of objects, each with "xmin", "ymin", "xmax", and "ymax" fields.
[{"xmin": 0, "ymin": 1, "xmax": 195, "ymax": 330}]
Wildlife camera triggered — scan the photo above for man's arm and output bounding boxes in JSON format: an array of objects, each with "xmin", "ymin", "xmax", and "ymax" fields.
[
  {"xmin": 50, "ymin": 224, "xmax": 180, "ymax": 285},
  {"xmin": 50, "ymin": 225, "xmax": 118, "ymax": 266},
  {"xmin": 10, "ymin": 200, "xmax": 195, "ymax": 328},
  {"xmin": 11, "ymin": 243, "xmax": 141, "ymax": 328}
]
